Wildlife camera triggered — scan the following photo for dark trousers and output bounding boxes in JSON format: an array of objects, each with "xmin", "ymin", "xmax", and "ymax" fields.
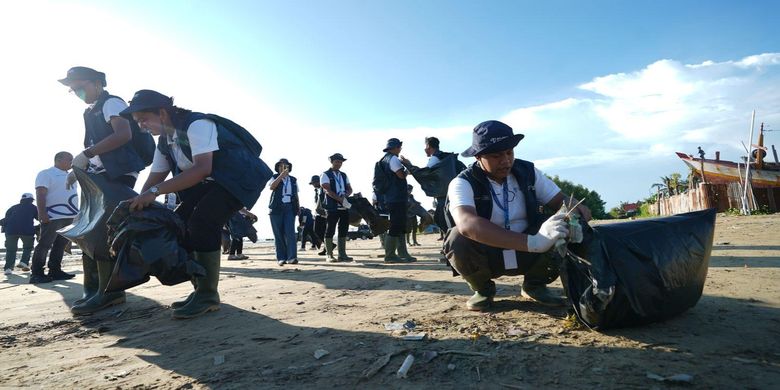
[
  {"xmin": 314, "ymin": 215, "xmax": 327, "ymax": 242},
  {"xmin": 177, "ymin": 182, "xmax": 243, "ymax": 252},
  {"xmin": 4, "ymin": 234, "xmax": 34, "ymax": 270},
  {"xmin": 31, "ymin": 218, "xmax": 73, "ymax": 275},
  {"xmin": 300, "ymin": 224, "xmax": 319, "ymax": 249},
  {"xmin": 434, "ymin": 196, "xmax": 447, "ymax": 231},
  {"xmin": 325, "ymin": 209, "xmax": 349, "ymax": 238},
  {"xmin": 387, "ymin": 201, "xmax": 407, "ymax": 237},
  {"xmin": 443, "ymin": 227, "xmax": 559, "ymax": 287},
  {"xmin": 229, "ymin": 238, "xmax": 243, "ymax": 255}
]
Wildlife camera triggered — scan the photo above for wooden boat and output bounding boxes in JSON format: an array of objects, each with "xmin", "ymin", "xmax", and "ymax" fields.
[{"xmin": 676, "ymin": 123, "xmax": 780, "ymax": 188}]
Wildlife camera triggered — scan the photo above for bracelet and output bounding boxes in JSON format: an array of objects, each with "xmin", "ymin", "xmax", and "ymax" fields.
[{"xmin": 83, "ymin": 147, "xmax": 96, "ymax": 158}]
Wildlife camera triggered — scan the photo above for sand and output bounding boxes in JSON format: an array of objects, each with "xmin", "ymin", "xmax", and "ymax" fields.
[{"xmin": 0, "ymin": 213, "xmax": 778, "ymax": 389}]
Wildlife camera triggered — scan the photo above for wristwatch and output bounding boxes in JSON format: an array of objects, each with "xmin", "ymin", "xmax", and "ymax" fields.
[{"xmin": 148, "ymin": 186, "xmax": 161, "ymax": 196}]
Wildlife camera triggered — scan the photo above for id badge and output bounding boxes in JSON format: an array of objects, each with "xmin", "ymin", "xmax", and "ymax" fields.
[{"xmin": 503, "ymin": 249, "xmax": 518, "ymax": 270}]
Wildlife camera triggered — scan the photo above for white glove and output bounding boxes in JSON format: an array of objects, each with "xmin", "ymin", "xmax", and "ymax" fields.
[
  {"xmin": 72, "ymin": 152, "xmax": 90, "ymax": 170},
  {"xmin": 66, "ymin": 171, "xmax": 78, "ymax": 190},
  {"xmin": 341, "ymin": 198, "xmax": 352, "ymax": 209},
  {"xmin": 527, "ymin": 213, "xmax": 569, "ymax": 253}
]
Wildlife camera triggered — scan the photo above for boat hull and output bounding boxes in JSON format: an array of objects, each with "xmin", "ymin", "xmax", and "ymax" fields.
[{"xmin": 676, "ymin": 152, "xmax": 780, "ymax": 188}]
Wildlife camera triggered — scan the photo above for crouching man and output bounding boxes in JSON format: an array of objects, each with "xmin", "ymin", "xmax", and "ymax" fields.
[{"xmin": 444, "ymin": 120, "xmax": 591, "ymax": 311}]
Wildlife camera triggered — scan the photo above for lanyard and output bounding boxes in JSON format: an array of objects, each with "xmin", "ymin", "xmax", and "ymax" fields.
[{"xmin": 489, "ymin": 181, "xmax": 510, "ymax": 230}]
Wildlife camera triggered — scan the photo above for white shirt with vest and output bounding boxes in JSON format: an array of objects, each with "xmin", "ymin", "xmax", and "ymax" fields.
[
  {"xmin": 447, "ymin": 166, "xmax": 560, "ymax": 234},
  {"xmin": 86, "ymin": 97, "xmax": 140, "ymax": 179},
  {"xmin": 320, "ymin": 170, "xmax": 350, "ymax": 210},
  {"xmin": 150, "ymin": 119, "xmax": 220, "ymax": 174},
  {"xmin": 268, "ymin": 176, "xmax": 297, "ymax": 203}
]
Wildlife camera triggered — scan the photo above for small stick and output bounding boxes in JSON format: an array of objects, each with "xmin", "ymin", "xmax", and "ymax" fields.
[
  {"xmin": 439, "ymin": 350, "xmax": 492, "ymax": 357},
  {"xmin": 564, "ymin": 198, "xmax": 586, "ymax": 218},
  {"xmin": 568, "ymin": 193, "xmax": 574, "ymax": 209},
  {"xmin": 476, "ymin": 365, "xmax": 481, "ymax": 381},
  {"xmin": 500, "ymin": 384, "xmax": 524, "ymax": 389}
]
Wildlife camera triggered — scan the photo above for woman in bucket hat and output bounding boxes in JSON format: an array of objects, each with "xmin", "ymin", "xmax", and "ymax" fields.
[
  {"xmin": 443, "ymin": 120, "xmax": 592, "ymax": 311},
  {"xmin": 268, "ymin": 158, "xmax": 299, "ymax": 266},
  {"xmin": 123, "ymin": 89, "xmax": 269, "ymax": 319}
]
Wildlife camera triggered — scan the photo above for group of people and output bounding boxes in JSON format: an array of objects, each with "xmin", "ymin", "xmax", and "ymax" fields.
[{"xmin": 2, "ymin": 65, "xmax": 593, "ymax": 318}]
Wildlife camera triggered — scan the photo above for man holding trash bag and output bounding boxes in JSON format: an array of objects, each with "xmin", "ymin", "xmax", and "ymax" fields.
[{"xmin": 444, "ymin": 120, "xmax": 591, "ymax": 311}]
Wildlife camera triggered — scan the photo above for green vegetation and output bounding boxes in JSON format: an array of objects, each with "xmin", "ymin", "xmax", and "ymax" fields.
[{"xmin": 547, "ymin": 175, "xmax": 607, "ymax": 219}]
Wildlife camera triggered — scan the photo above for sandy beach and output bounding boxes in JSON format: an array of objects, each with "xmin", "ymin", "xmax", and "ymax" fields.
[{"xmin": 0, "ymin": 213, "xmax": 778, "ymax": 389}]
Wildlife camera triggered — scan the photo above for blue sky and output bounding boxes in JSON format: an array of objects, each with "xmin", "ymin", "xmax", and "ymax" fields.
[{"xmin": 1, "ymin": 0, "xmax": 779, "ymax": 233}]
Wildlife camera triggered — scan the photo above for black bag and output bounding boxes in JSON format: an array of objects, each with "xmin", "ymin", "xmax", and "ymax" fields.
[
  {"xmin": 560, "ymin": 209, "xmax": 716, "ymax": 330},
  {"xmin": 129, "ymin": 120, "xmax": 156, "ymax": 166},
  {"xmin": 372, "ymin": 158, "xmax": 390, "ymax": 195},
  {"xmin": 408, "ymin": 153, "xmax": 465, "ymax": 197},
  {"xmin": 104, "ymin": 201, "xmax": 205, "ymax": 293}
]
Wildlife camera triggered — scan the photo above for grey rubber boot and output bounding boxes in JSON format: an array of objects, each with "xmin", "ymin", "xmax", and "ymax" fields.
[
  {"xmin": 462, "ymin": 268, "xmax": 495, "ymax": 311},
  {"xmin": 396, "ymin": 237, "xmax": 417, "ymax": 262},
  {"xmin": 383, "ymin": 236, "xmax": 403, "ymax": 263},
  {"xmin": 337, "ymin": 237, "xmax": 353, "ymax": 262},
  {"xmin": 325, "ymin": 238, "xmax": 337, "ymax": 262},
  {"xmin": 172, "ymin": 251, "xmax": 221, "ymax": 319},
  {"xmin": 170, "ymin": 279, "xmax": 197, "ymax": 309},
  {"xmin": 71, "ymin": 259, "xmax": 125, "ymax": 315},
  {"xmin": 73, "ymin": 255, "xmax": 99, "ymax": 307}
]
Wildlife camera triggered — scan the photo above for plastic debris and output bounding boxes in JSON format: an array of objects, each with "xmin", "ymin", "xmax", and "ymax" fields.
[
  {"xmin": 646, "ymin": 372, "xmax": 694, "ymax": 384},
  {"xmin": 396, "ymin": 354, "xmax": 415, "ymax": 378},
  {"xmin": 213, "ymin": 355, "xmax": 225, "ymax": 366},
  {"xmin": 447, "ymin": 364, "xmax": 456, "ymax": 371},
  {"xmin": 314, "ymin": 349, "xmax": 329, "ymax": 360},
  {"xmin": 422, "ymin": 351, "xmax": 438, "ymax": 363},
  {"xmin": 402, "ymin": 332, "xmax": 427, "ymax": 341}
]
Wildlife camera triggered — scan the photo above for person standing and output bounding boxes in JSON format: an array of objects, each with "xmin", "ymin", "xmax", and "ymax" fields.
[
  {"xmin": 320, "ymin": 153, "xmax": 353, "ymax": 262},
  {"xmin": 298, "ymin": 207, "xmax": 319, "ymax": 251},
  {"xmin": 268, "ymin": 158, "xmax": 299, "ymax": 266},
  {"xmin": 123, "ymin": 89, "xmax": 269, "ymax": 319},
  {"xmin": 58, "ymin": 66, "xmax": 152, "ymax": 314},
  {"xmin": 378, "ymin": 138, "xmax": 416, "ymax": 263},
  {"xmin": 309, "ymin": 175, "xmax": 328, "ymax": 256},
  {"xmin": 29, "ymin": 152, "xmax": 79, "ymax": 284},
  {"xmin": 2, "ymin": 194, "xmax": 39, "ymax": 275}
]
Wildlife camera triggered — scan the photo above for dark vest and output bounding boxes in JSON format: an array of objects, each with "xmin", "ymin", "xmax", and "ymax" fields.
[
  {"xmin": 381, "ymin": 153, "xmax": 407, "ymax": 203},
  {"xmin": 445, "ymin": 159, "xmax": 543, "ymax": 235},
  {"xmin": 314, "ymin": 188, "xmax": 326, "ymax": 216},
  {"xmin": 158, "ymin": 112, "xmax": 267, "ymax": 209},
  {"xmin": 323, "ymin": 169, "xmax": 349, "ymax": 211},
  {"xmin": 268, "ymin": 174, "xmax": 299, "ymax": 212},
  {"xmin": 83, "ymin": 91, "xmax": 146, "ymax": 179}
]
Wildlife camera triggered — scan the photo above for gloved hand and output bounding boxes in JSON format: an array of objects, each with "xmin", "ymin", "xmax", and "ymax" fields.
[
  {"xmin": 66, "ymin": 171, "xmax": 77, "ymax": 190},
  {"xmin": 341, "ymin": 197, "xmax": 352, "ymax": 209},
  {"xmin": 527, "ymin": 213, "xmax": 569, "ymax": 253},
  {"xmin": 72, "ymin": 152, "xmax": 90, "ymax": 170}
]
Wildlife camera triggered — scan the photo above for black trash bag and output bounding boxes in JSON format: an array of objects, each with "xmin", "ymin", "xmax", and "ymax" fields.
[
  {"xmin": 58, "ymin": 168, "xmax": 138, "ymax": 261},
  {"xmin": 104, "ymin": 200, "xmax": 205, "ymax": 293},
  {"xmin": 227, "ymin": 212, "xmax": 258, "ymax": 243},
  {"xmin": 346, "ymin": 193, "xmax": 389, "ymax": 235},
  {"xmin": 408, "ymin": 154, "xmax": 462, "ymax": 197},
  {"xmin": 560, "ymin": 209, "xmax": 716, "ymax": 330}
]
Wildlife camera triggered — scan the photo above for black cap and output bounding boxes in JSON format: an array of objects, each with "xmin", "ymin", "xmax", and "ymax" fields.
[
  {"xmin": 119, "ymin": 90, "xmax": 174, "ymax": 119},
  {"xmin": 58, "ymin": 66, "xmax": 106, "ymax": 86},
  {"xmin": 329, "ymin": 153, "xmax": 347, "ymax": 162},
  {"xmin": 309, "ymin": 175, "xmax": 320, "ymax": 184},
  {"xmin": 383, "ymin": 138, "xmax": 403, "ymax": 152},
  {"xmin": 461, "ymin": 120, "xmax": 524, "ymax": 157}
]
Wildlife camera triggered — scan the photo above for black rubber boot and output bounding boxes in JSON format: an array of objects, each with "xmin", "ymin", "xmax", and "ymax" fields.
[
  {"xmin": 73, "ymin": 255, "xmax": 99, "ymax": 307},
  {"xmin": 172, "ymin": 251, "xmax": 221, "ymax": 319},
  {"xmin": 337, "ymin": 237, "xmax": 353, "ymax": 262},
  {"xmin": 383, "ymin": 236, "xmax": 403, "ymax": 263},
  {"xmin": 396, "ymin": 237, "xmax": 417, "ymax": 262},
  {"xmin": 71, "ymin": 259, "xmax": 125, "ymax": 315}
]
